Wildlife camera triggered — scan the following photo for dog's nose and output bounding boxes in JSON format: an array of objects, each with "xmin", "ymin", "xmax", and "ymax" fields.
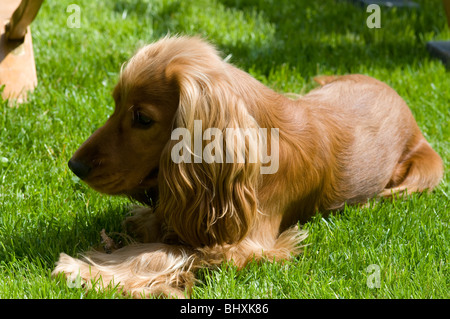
[{"xmin": 68, "ymin": 158, "xmax": 92, "ymax": 180}]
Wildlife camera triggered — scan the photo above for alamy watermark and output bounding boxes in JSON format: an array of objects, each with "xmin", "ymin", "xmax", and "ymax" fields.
[
  {"xmin": 170, "ymin": 120, "xmax": 279, "ymax": 174},
  {"xmin": 366, "ymin": 264, "xmax": 381, "ymax": 289},
  {"xmin": 66, "ymin": 271, "xmax": 85, "ymax": 288},
  {"xmin": 366, "ymin": 4, "xmax": 381, "ymax": 28},
  {"xmin": 67, "ymin": 4, "xmax": 81, "ymax": 28}
]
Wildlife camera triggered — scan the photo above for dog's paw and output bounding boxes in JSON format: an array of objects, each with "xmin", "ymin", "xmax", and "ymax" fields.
[
  {"xmin": 53, "ymin": 253, "xmax": 79, "ymax": 276},
  {"xmin": 52, "ymin": 253, "xmax": 91, "ymax": 287},
  {"xmin": 51, "ymin": 249, "xmax": 193, "ymax": 298}
]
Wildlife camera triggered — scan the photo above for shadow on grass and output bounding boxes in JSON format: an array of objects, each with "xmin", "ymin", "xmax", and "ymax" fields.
[
  {"xmin": 0, "ymin": 204, "xmax": 131, "ymax": 268},
  {"xmin": 217, "ymin": 0, "xmax": 446, "ymax": 74},
  {"xmin": 110, "ymin": 0, "xmax": 447, "ymax": 77}
]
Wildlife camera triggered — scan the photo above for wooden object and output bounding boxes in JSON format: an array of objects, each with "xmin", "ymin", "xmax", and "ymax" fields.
[{"xmin": 0, "ymin": 0, "xmax": 44, "ymax": 103}]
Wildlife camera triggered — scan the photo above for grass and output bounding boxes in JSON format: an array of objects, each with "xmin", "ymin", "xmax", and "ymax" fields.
[{"xmin": 0, "ymin": 0, "xmax": 449, "ymax": 299}]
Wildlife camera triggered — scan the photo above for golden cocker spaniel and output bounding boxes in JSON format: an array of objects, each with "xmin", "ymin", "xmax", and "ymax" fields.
[{"xmin": 53, "ymin": 36, "xmax": 443, "ymax": 298}]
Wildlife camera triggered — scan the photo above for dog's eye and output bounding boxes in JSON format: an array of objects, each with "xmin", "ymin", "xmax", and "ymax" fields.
[{"xmin": 134, "ymin": 111, "xmax": 154, "ymax": 128}]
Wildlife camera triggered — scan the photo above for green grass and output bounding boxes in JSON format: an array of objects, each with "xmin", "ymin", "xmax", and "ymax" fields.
[{"xmin": 0, "ymin": 0, "xmax": 449, "ymax": 299}]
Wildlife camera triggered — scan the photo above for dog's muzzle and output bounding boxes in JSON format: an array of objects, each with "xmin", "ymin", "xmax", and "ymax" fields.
[{"xmin": 68, "ymin": 158, "xmax": 91, "ymax": 180}]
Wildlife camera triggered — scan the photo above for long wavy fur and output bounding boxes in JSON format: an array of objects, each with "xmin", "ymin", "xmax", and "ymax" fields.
[{"xmin": 53, "ymin": 36, "xmax": 443, "ymax": 298}]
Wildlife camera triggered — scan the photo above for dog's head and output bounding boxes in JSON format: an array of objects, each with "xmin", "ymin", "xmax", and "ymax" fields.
[
  {"xmin": 68, "ymin": 36, "xmax": 263, "ymax": 247},
  {"xmin": 68, "ymin": 37, "xmax": 185, "ymax": 203}
]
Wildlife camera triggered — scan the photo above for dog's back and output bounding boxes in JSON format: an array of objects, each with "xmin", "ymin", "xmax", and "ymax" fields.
[{"xmin": 299, "ymin": 74, "xmax": 443, "ymax": 209}]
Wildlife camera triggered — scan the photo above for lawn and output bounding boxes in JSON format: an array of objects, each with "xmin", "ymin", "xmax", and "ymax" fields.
[{"xmin": 0, "ymin": 0, "xmax": 448, "ymax": 299}]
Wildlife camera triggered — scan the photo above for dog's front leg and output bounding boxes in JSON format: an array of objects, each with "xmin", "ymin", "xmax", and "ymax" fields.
[
  {"xmin": 123, "ymin": 206, "xmax": 166, "ymax": 243},
  {"xmin": 53, "ymin": 242, "xmax": 199, "ymax": 298}
]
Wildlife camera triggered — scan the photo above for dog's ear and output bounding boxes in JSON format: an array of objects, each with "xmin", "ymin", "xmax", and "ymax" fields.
[{"xmin": 156, "ymin": 47, "xmax": 262, "ymax": 247}]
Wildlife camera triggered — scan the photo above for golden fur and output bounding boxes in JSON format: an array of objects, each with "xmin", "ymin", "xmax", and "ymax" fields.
[{"xmin": 53, "ymin": 36, "xmax": 443, "ymax": 298}]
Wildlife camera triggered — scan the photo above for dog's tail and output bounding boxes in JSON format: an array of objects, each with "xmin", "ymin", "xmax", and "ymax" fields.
[
  {"xmin": 381, "ymin": 137, "xmax": 443, "ymax": 197},
  {"xmin": 313, "ymin": 75, "xmax": 340, "ymax": 86}
]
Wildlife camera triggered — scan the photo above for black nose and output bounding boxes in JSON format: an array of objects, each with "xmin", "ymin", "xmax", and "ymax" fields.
[{"xmin": 68, "ymin": 158, "xmax": 92, "ymax": 180}]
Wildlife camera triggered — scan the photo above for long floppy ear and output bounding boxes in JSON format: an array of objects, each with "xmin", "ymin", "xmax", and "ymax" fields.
[{"xmin": 156, "ymin": 40, "xmax": 262, "ymax": 247}]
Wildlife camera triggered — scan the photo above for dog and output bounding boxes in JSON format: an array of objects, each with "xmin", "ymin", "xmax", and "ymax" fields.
[{"xmin": 53, "ymin": 36, "xmax": 443, "ymax": 298}]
